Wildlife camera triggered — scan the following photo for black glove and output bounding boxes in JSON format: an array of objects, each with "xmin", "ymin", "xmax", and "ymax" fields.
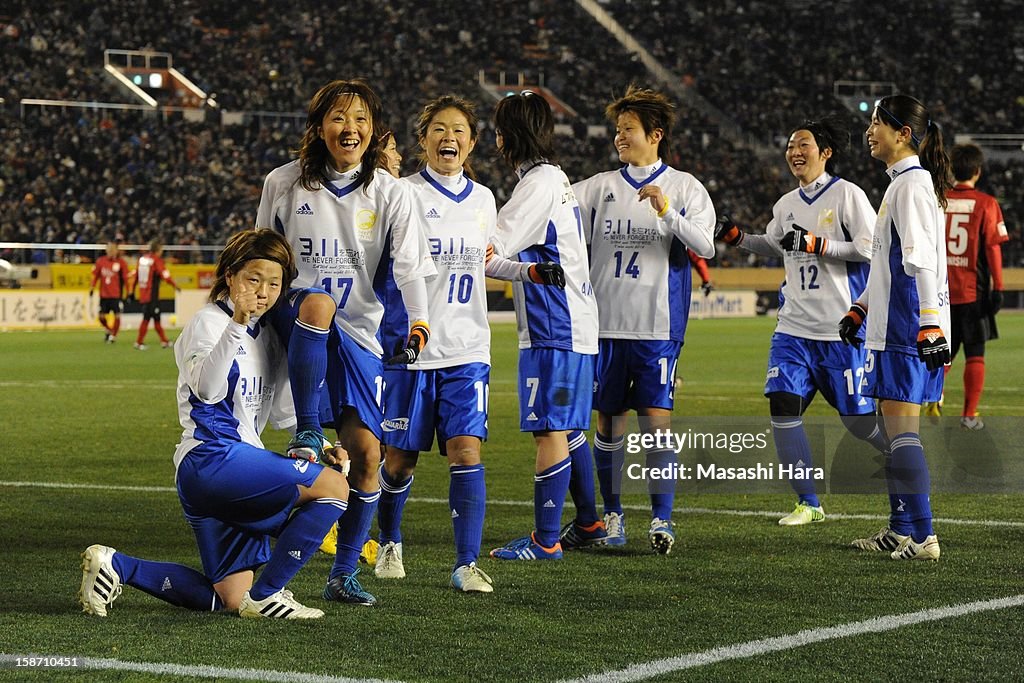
[
  {"xmin": 780, "ymin": 224, "xmax": 826, "ymax": 255},
  {"xmin": 386, "ymin": 321, "xmax": 430, "ymax": 365},
  {"xmin": 527, "ymin": 262, "xmax": 566, "ymax": 288},
  {"xmin": 714, "ymin": 214, "xmax": 744, "ymax": 246},
  {"xmin": 838, "ymin": 303, "xmax": 867, "ymax": 347},
  {"xmin": 701, "ymin": 281, "xmax": 714, "ymax": 297},
  {"xmin": 989, "ymin": 289, "xmax": 1003, "ymax": 315},
  {"xmin": 917, "ymin": 325, "xmax": 950, "ymax": 371}
]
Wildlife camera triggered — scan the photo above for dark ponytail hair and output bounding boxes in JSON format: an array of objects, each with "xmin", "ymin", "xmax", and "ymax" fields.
[
  {"xmin": 794, "ymin": 114, "xmax": 850, "ymax": 175},
  {"xmin": 493, "ymin": 91, "xmax": 556, "ymax": 170},
  {"xmin": 874, "ymin": 95, "xmax": 953, "ymax": 208}
]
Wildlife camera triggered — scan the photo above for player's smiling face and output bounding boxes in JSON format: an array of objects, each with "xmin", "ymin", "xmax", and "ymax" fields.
[
  {"xmin": 320, "ymin": 95, "xmax": 372, "ymax": 173},
  {"xmin": 786, "ymin": 129, "xmax": 829, "ymax": 184},
  {"xmin": 382, "ymin": 135, "xmax": 402, "ymax": 178},
  {"xmin": 228, "ymin": 259, "xmax": 284, "ymax": 315},
  {"xmin": 424, "ymin": 107, "xmax": 476, "ymax": 176},
  {"xmin": 614, "ymin": 112, "xmax": 661, "ymax": 166},
  {"xmin": 866, "ymin": 109, "xmax": 905, "ymax": 165}
]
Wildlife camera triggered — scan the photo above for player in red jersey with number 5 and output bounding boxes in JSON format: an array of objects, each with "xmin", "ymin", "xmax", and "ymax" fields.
[{"xmin": 925, "ymin": 144, "xmax": 1010, "ymax": 430}]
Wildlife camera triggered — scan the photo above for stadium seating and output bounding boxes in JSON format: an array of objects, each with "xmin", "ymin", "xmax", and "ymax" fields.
[{"xmin": 1, "ymin": 0, "xmax": 1019, "ymax": 265}]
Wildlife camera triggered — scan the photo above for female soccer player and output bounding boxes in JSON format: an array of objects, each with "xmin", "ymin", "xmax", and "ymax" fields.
[
  {"xmin": 487, "ymin": 91, "xmax": 600, "ymax": 561},
  {"xmin": 839, "ymin": 94, "xmax": 952, "ymax": 561},
  {"xmin": 380, "ymin": 130, "xmax": 403, "ymax": 178},
  {"xmin": 571, "ymin": 85, "xmax": 716, "ymax": 553},
  {"xmin": 715, "ymin": 115, "xmax": 889, "ymax": 525},
  {"xmin": 80, "ymin": 229, "xmax": 349, "ymax": 619},
  {"xmin": 373, "ymin": 95, "xmax": 497, "ymax": 592},
  {"xmin": 256, "ymin": 79, "xmax": 437, "ymax": 605}
]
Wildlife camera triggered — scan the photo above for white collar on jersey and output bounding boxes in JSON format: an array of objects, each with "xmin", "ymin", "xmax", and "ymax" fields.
[
  {"xmin": 625, "ymin": 159, "xmax": 663, "ymax": 181},
  {"xmin": 326, "ymin": 161, "xmax": 364, "ymax": 182},
  {"xmin": 886, "ymin": 155, "xmax": 922, "ymax": 180},
  {"xmin": 423, "ymin": 163, "xmax": 467, "ymax": 192},
  {"xmin": 800, "ymin": 171, "xmax": 833, "ymax": 197}
]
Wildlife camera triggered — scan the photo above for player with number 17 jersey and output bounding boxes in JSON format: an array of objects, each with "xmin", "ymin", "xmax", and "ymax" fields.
[{"xmin": 257, "ymin": 161, "xmax": 435, "ymax": 358}]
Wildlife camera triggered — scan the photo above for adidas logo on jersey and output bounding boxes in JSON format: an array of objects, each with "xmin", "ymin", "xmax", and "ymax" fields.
[
  {"xmin": 296, "ymin": 203, "xmax": 314, "ymax": 215},
  {"xmin": 785, "ymin": 213, "xmax": 794, "ymax": 221},
  {"xmin": 604, "ymin": 192, "xmax": 616, "ymax": 202},
  {"xmin": 161, "ymin": 577, "xmax": 172, "ymax": 592},
  {"xmin": 425, "ymin": 208, "xmax": 441, "ymax": 219},
  {"xmin": 526, "ymin": 412, "xmax": 538, "ymax": 421},
  {"xmin": 235, "ymin": 345, "xmax": 247, "ymax": 356},
  {"xmin": 289, "ymin": 550, "xmax": 302, "ymax": 561}
]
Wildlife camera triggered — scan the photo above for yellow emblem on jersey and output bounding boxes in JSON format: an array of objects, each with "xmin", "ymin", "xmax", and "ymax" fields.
[
  {"xmin": 356, "ymin": 209, "xmax": 377, "ymax": 242},
  {"xmin": 476, "ymin": 209, "xmax": 488, "ymax": 233},
  {"xmin": 818, "ymin": 208, "xmax": 835, "ymax": 231}
]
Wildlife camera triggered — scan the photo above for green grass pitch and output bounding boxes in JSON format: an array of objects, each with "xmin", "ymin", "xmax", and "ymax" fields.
[{"xmin": 1, "ymin": 315, "xmax": 1022, "ymax": 682}]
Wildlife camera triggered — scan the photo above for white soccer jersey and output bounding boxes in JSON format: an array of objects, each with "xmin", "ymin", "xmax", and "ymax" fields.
[
  {"xmin": 766, "ymin": 173, "xmax": 876, "ymax": 341},
  {"xmin": 491, "ymin": 161, "xmax": 598, "ymax": 354},
  {"xmin": 863, "ymin": 156, "xmax": 951, "ymax": 353},
  {"xmin": 255, "ymin": 160, "xmax": 436, "ymax": 356},
  {"xmin": 574, "ymin": 163, "xmax": 715, "ymax": 341},
  {"xmin": 380, "ymin": 167, "xmax": 497, "ymax": 369},
  {"xmin": 173, "ymin": 302, "xmax": 295, "ymax": 469}
]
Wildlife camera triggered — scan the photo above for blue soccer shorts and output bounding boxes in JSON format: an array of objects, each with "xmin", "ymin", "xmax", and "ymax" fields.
[
  {"xmin": 270, "ymin": 286, "xmax": 385, "ymax": 439},
  {"xmin": 593, "ymin": 338, "xmax": 682, "ymax": 415},
  {"xmin": 863, "ymin": 348, "xmax": 945, "ymax": 405},
  {"xmin": 382, "ymin": 363, "xmax": 489, "ymax": 454},
  {"xmin": 176, "ymin": 440, "xmax": 325, "ymax": 583},
  {"xmin": 517, "ymin": 348, "xmax": 595, "ymax": 432},
  {"xmin": 764, "ymin": 332, "xmax": 875, "ymax": 415}
]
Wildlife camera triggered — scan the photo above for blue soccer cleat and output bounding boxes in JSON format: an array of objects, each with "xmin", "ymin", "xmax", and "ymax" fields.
[
  {"xmin": 287, "ymin": 429, "xmax": 326, "ymax": 463},
  {"xmin": 323, "ymin": 568, "xmax": 377, "ymax": 606},
  {"xmin": 648, "ymin": 517, "xmax": 675, "ymax": 555},
  {"xmin": 603, "ymin": 512, "xmax": 627, "ymax": 546},
  {"xmin": 558, "ymin": 519, "xmax": 608, "ymax": 550},
  {"xmin": 489, "ymin": 532, "xmax": 563, "ymax": 560}
]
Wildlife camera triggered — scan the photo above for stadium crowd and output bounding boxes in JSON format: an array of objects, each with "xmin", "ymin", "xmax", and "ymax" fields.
[{"xmin": 1, "ymin": 0, "xmax": 1020, "ymax": 264}]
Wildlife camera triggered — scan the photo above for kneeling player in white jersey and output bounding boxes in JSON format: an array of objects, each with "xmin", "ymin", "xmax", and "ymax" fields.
[
  {"xmin": 80, "ymin": 230, "xmax": 350, "ymax": 619},
  {"xmin": 715, "ymin": 115, "xmax": 890, "ymax": 525},
  {"xmin": 256, "ymin": 79, "xmax": 437, "ymax": 605},
  {"xmin": 374, "ymin": 95, "xmax": 500, "ymax": 592},
  {"xmin": 572, "ymin": 85, "xmax": 715, "ymax": 554},
  {"xmin": 839, "ymin": 95, "xmax": 952, "ymax": 561},
  {"xmin": 487, "ymin": 91, "xmax": 602, "ymax": 561}
]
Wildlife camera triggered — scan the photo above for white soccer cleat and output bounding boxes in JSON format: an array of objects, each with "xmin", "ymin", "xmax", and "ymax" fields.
[
  {"xmin": 851, "ymin": 527, "xmax": 909, "ymax": 552},
  {"xmin": 79, "ymin": 544, "xmax": 122, "ymax": 617},
  {"xmin": 778, "ymin": 502, "xmax": 825, "ymax": 526},
  {"xmin": 133, "ymin": 343, "xmax": 147, "ymax": 351},
  {"xmin": 890, "ymin": 535, "xmax": 941, "ymax": 561},
  {"xmin": 374, "ymin": 541, "xmax": 406, "ymax": 579},
  {"xmin": 960, "ymin": 415, "xmax": 985, "ymax": 431},
  {"xmin": 450, "ymin": 562, "xmax": 494, "ymax": 593},
  {"xmin": 603, "ymin": 511, "xmax": 627, "ymax": 546},
  {"xmin": 238, "ymin": 588, "xmax": 323, "ymax": 619}
]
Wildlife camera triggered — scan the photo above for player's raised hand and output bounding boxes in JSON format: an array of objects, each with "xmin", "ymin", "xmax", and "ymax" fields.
[
  {"xmin": 637, "ymin": 184, "xmax": 669, "ymax": 216},
  {"xmin": 230, "ymin": 281, "xmax": 260, "ymax": 326},
  {"xmin": 714, "ymin": 214, "xmax": 744, "ymax": 246},
  {"xmin": 780, "ymin": 224, "xmax": 826, "ymax": 255}
]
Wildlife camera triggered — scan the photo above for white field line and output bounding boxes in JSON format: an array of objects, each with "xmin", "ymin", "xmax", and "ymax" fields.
[
  {"xmin": 2, "ymin": 480, "xmax": 1022, "ymax": 528},
  {"xmin": 0, "ymin": 654, "xmax": 398, "ymax": 683},
  {"xmin": 556, "ymin": 594, "xmax": 1024, "ymax": 683}
]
